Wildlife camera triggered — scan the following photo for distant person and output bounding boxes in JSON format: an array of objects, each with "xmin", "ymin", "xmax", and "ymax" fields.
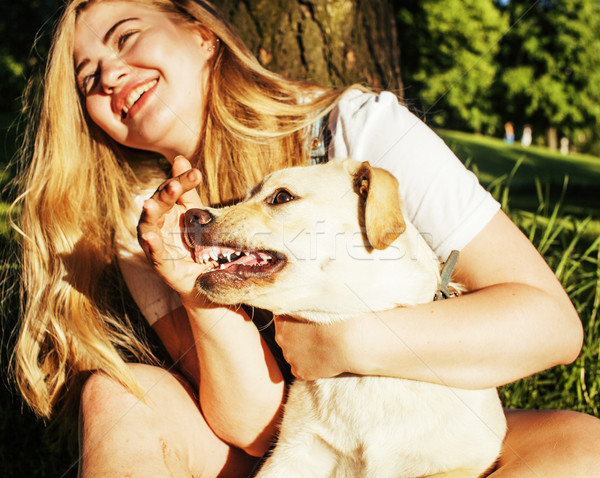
[
  {"xmin": 560, "ymin": 136, "xmax": 570, "ymax": 155},
  {"xmin": 504, "ymin": 121, "xmax": 515, "ymax": 144},
  {"xmin": 521, "ymin": 125, "xmax": 532, "ymax": 148}
]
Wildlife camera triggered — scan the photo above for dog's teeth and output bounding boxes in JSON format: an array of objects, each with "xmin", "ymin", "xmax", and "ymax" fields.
[
  {"xmin": 219, "ymin": 263, "xmax": 226, "ymax": 269},
  {"xmin": 209, "ymin": 248, "xmax": 219, "ymax": 261},
  {"xmin": 224, "ymin": 251, "xmax": 233, "ymax": 261},
  {"xmin": 202, "ymin": 253, "xmax": 211, "ymax": 263}
]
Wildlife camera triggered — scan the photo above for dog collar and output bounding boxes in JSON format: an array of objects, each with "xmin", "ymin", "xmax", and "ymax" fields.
[{"xmin": 434, "ymin": 250, "xmax": 460, "ymax": 301}]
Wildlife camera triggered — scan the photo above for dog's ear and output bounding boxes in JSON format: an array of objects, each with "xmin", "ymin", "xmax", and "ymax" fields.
[{"xmin": 354, "ymin": 161, "xmax": 406, "ymax": 250}]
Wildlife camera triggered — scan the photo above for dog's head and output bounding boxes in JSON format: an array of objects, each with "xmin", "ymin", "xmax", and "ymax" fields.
[{"xmin": 184, "ymin": 158, "xmax": 438, "ymax": 320}]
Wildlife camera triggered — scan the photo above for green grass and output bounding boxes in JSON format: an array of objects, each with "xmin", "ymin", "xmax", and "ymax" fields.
[
  {"xmin": 500, "ymin": 209, "xmax": 600, "ymax": 414},
  {"xmin": 440, "ymin": 130, "xmax": 600, "ymax": 416},
  {"xmin": 438, "ymin": 129, "xmax": 600, "ymax": 218},
  {"xmin": 438, "ymin": 129, "xmax": 600, "ymax": 188},
  {"xmin": 1, "ymin": 129, "xmax": 600, "ymax": 476}
]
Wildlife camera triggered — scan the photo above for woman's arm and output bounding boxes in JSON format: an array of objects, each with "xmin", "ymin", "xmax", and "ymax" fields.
[
  {"xmin": 152, "ymin": 304, "xmax": 284, "ymax": 456},
  {"xmin": 274, "ymin": 210, "xmax": 583, "ymax": 389},
  {"xmin": 138, "ymin": 157, "xmax": 285, "ymax": 457},
  {"xmin": 152, "ymin": 307, "xmax": 200, "ymax": 386}
]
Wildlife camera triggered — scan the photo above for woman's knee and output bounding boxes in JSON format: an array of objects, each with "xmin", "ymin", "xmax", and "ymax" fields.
[
  {"xmin": 497, "ymin": 409, "xmax": 600, "ymax": 476},
  {"xmin": 79, "ymin": 364, "xmax": 233, "ymax": 477},
  {"xmin": 546, "ymin": 410, "xmax": 600, "ymax": 466},
  {"xmin": 81, "ymin": 368, "xmax": 134, "ymax": 417}
]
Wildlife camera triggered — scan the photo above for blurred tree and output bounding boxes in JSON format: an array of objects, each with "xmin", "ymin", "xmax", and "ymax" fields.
[
  {"xmin": 496, "ymin": 0, "xmax": 600, "ymax": 153},
  {"xmin": 395, "ymin": 0, "xmax": 508, "ymax": 135},
  {"xmin": 0, "ymin": 0, "xmax": 63, "ymax": 114}
]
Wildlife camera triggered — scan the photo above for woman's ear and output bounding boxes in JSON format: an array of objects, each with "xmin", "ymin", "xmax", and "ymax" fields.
[
  {"xmin": 354, "ymin": 161, "xmax": 406, "ymax": 250},
  {"xmin": 196, "ymin": 26, "xmax": 219, "ymax": 59}
]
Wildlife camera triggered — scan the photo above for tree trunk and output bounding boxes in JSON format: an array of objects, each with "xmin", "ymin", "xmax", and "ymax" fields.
[{"xmin": 212, "ymin": 0, "xmax": 403, "ymax": 98}]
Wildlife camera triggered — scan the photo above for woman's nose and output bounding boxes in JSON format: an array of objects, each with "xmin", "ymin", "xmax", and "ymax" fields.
[{"xmin": 99, "ymin": 55, "xmax": 129, "ymax": 94}]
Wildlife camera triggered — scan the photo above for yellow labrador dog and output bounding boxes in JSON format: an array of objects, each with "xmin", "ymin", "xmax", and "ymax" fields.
[{"xmin": 184, "ymin": 158, "xmax": 506, "ymax": 478}]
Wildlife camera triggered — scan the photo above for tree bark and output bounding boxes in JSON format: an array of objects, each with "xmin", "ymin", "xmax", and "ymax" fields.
[{"xmin": 212, "ymin": 0, "xmax": 403, "ymax": 98}]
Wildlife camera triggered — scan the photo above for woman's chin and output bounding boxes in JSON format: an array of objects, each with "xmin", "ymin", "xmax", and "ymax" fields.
[{"xmin": 126, "ymin": 111, "xmax": 200, "ymax": 158}]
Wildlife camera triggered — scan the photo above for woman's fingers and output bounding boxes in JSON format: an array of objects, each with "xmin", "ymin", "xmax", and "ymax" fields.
[
  {"xmin": 150, "ymin": 180, "xmax": 180, "ymax": 221},
  {"xmin": 137, "ymin": 179, "xmax": 193, "ymax": 262},
  {"xmin": 172, "ymin": 155, "xmax": 193, "ymax": 177},
  {"xmin": 172, "ymin": 155, "xmax": 204, "ymax": 209},
  {"xmin": 137, "ymin": 195, "xmax": 174, "ymax": 265},
  {"xmin": 138, "ymin": 162, "xmax": 202, "ymax": 232},
  {"xmin": 138, "ymin": 229, "xmax": 166, "ymax": 267},
  {"xmin": 273, "ymin": 314, "xmax": 360, "ymax": 380},
  {"xmin": 136, "ymin": 155, "xmax": 207, "ymax": 296}
]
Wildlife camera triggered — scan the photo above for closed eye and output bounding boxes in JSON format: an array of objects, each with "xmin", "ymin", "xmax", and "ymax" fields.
[
  {"xmin": 268, "ymin": 189, "xmax": 296, "ymax": 205},
  {"xmin": 117, "ymin": 29, "xmax": 139, "ymax": 50},
  {"xmin": 80, "ymin": 69, "xmax": 100, "ymax": 95}
]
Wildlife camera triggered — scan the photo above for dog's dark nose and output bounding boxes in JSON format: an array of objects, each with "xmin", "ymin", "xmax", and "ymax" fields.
[
  {"xmin": 185, "ymin": 208, "xmax": 214, "ymax": 226},
  {"xmin": 184, "ymin": 208, "xmax": 214, "ymax": 247}
]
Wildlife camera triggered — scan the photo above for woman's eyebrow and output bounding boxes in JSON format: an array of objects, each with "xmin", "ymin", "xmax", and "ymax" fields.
[
  {"xmin": 103, "ymin": 17, "xmax": 139, "ymax": 43},
  {"xmin": 75, "ymin": 17, "xmax": 140, "ymax": 77}
]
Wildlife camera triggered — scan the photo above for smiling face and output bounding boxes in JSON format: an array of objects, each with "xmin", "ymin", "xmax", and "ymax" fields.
[{"xmin": 73, "ymin": 1, "xmax": 215, "ymax": 159}]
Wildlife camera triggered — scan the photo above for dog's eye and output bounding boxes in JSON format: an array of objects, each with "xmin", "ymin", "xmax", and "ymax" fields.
[{"xmin": 270, "ymin": 189, "xmax": 295, "ymax": 205}]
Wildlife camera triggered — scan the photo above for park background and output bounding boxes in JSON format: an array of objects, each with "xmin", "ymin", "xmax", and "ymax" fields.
[{"xmin": 1, "ymin": 0, "xmax": 599, "ymax": 476}]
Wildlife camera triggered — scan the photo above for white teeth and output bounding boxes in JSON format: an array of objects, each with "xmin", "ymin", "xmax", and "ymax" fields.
[
  {"xmin": 209, "ymin": 248, "xmax": 219, "ymax": 261},
  {"xmin": 195, "ymin": 247, "xmax": 272, "ymax": 270},
  {"xmin": 122, "ymin": 79, "xmax": 157, "ymax": 116}
]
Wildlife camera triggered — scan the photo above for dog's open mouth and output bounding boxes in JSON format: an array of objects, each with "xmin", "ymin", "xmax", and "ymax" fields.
[{"xmin": 192, "ymin": 245, "xmax": 286, "ymax": 279}]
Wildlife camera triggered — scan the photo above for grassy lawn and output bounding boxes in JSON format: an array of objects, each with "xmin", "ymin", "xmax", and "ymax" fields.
[
  {"xmin": 1, "ymin": 129, "xmax": 600, "ymax": 476},
  {"xmin": 438, "ymin": 129, "xmax": 600, "ymax": 187},
  {"xmin": 439, "ymin": 129, "xmax": 600, "ymax": 240},
  {"xmin": 439, "ymin": 129, "xmax": 600, "ymax": 216}
]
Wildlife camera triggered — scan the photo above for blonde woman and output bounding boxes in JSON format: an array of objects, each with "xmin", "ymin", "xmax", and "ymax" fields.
[{"xmin": 13, "ymin": 0, "xmax": 600, "ymax": 476}]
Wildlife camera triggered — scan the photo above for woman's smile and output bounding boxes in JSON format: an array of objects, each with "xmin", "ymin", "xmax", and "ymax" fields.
[{"xmin": 115, "ymin": 77, "xmax": 158, "ymax": 119}]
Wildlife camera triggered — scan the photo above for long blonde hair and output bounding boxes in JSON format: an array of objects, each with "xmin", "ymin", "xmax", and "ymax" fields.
[{"xmin": 13, "ymin": 0, "xmax": 354, "ymax": 418}]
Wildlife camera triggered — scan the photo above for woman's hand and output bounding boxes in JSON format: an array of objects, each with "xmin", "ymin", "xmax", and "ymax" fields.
[
  {"xmin": 273, "ymin": 315, "xmax": 366, "ymax": 380},
  {"xmin": 137, "ymin": 156, "xmax": 209, "ymax": 301}
]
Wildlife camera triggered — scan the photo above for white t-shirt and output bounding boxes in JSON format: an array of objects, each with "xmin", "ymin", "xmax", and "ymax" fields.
[
  {"xmin": 329, "ymin": 90, "xmax": 499, "ymax": 260},
  {"xmin": 118, "ymin": 90, "xmax": 499, "ymax": 325}
]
